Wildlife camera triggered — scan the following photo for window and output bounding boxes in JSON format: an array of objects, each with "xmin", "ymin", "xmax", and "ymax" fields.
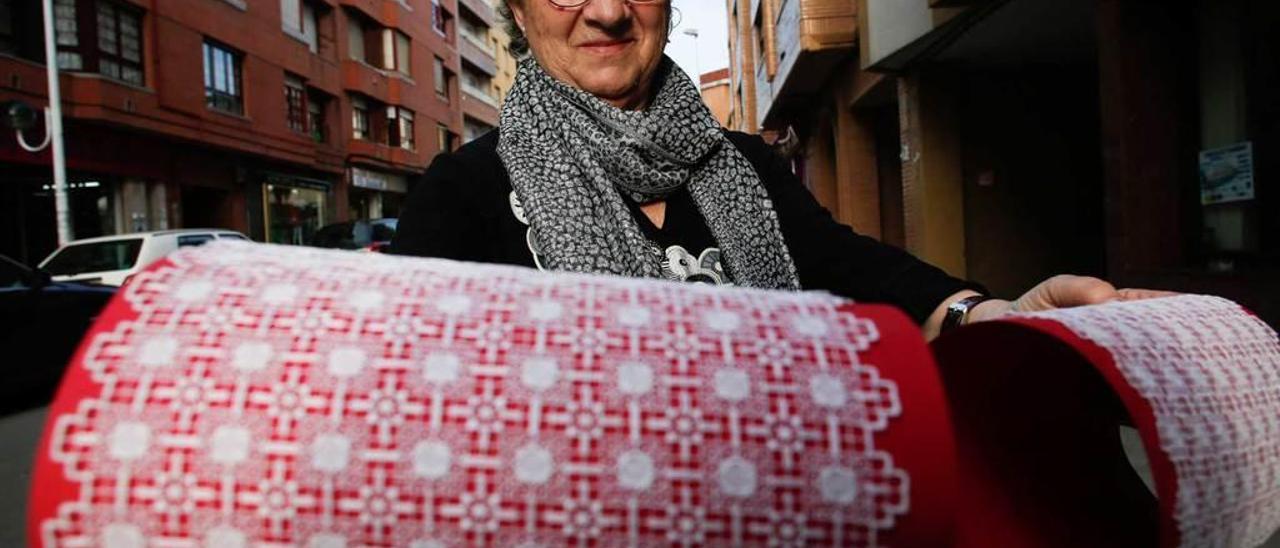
[
  {"xmin": 308, "ymin": 92, "xmax": 328, "ymax": 143},
  {"xmin": 431, "ymin": 0, "xmax": 449, "ymax": 36},
  {"xmin": 281, "ymin": 0, "xmax": 319, "ymax": 53},
  {"xmin": 388, "ymin": 106, "xmax": 414, "ymax": 150},
  {"xmin": 351, "ymin": 95, "xmax": 369, "ymax": 140},
  {"xmin": 203, "ymin": 40, "xmax": 243, "ymax": 114},
  {"xmin": 53, "ymin": 0, "xmax": 81, "ymax": 70},
  {"xmin": 436, "ymin": 124, "xmax": 456, "ymax": 153},
  {"xmin": 379, "ymin": 29, "xmax": 410, "ymax": 74},
  {"xmin": 177, "ymin": 234, "xmax": 215, "ymax": 247},
  {"xmin": 96, "ymin": 1, "xmax": 144, "ymax": 85},
  {"xmin": 50, "ymin": 0, "xmax": 145, "ymax": 84},
  {"xmin": 348, "ymin": 10, "xmax": 403, "ymax": 70},
  {"xmin": 285, "ymin": 74, "xmax": 307, "ymax": 132},
  {"xmin": 280, "ymin": 0, "xmax": 301, "ymax": 34},
  {"xmin": 346, "ymin": 13, "xmax": 365, "ymax": 61},
  {"xmin": 395, "ymin": 31, "xmax": 410, "ymax": 75},
  {"xmin": 433, "ymin": 56, "xmax": 452, "ymax": 102},
  {"xmin": 41, "ymin": 238, "xmax": 144, "ymax": 276}
]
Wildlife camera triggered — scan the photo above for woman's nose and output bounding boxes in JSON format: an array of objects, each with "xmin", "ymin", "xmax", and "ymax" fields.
[{"xmin": 580, "ymin": 0, "xmax": 632, "ymax": 29}]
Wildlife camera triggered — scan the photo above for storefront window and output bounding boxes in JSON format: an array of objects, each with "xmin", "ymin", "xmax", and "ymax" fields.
[{"xmin": 265, "ymin": 184, "xmax": 326, "ymax": 245}]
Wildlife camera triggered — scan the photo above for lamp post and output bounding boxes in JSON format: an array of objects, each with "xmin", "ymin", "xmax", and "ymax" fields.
[
  {"xmin": 41, "ymin": 0, "xmax": 72, "ymax": 245},
  {"xmin": 4, "ymin": 0, "xmax": 75, "ymax": 246},
  {"xmin": 682, "ymin": 27, "xmax": 701, "ymax": 84}
]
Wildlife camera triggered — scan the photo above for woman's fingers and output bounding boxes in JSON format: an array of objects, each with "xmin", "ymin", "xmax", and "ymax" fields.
[
  {"xmin": 1012, "ymin": 277, "xmax": 1178, "ymax": 313},
  {"xmin": 1045, "ymin": 275, "xmax": 1119, "ymax": 308},
  {"xmin": 1117, "ymin": 288, "xmax": 1181, "ymax": 301}
]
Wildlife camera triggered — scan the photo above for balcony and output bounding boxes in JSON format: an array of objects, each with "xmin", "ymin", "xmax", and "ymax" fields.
[
  {"xmin": 461, "ymin": 84, "xmax": 499, "ymax": 126},
  {"xmin": 756, "ymin": 0, "xmax": 857, "ymax": 126},
  {"xmin": 457, "ymin": 0, "xmax": 496, "ymax": 27},
  {"xmin": 347, "ymin": 138, "xmax": 426, "ymax": 171},
  {"xmin": 458, "ymin": 33, "xmax": 498, "ymax": 77}
]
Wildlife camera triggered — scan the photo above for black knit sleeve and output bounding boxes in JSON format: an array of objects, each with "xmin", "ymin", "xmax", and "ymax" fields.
[{"xmin": 729, "ymin": 133, "xmax": 984, "ymax": 324}]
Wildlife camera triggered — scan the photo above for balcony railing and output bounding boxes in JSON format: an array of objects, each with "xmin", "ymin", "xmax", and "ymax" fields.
[
  {"xmin": 462, "ymin": 84, "xmax": 499, "ymax": 109},
  {"xmin": 460, "ymin": 29, "xmax": 496, "ymax": 57},
  {"xmin": 458, "ymin": 36, "xmax": 498, "ymax": 76}
]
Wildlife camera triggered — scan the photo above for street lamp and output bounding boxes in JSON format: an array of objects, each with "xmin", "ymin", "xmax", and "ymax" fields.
[
  {"xmin": 2, "ymin": 0, "xmax": 75, "ymax": 246},
  {"xmin": 4, "ymin": 100, "xmax": 52, "ymax": 151},
  {"xmin": 682, "ymin": 27, "xmax": 701, "ymax": 83}
]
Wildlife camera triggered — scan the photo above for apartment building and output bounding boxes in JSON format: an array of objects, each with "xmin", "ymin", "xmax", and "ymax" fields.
[
  {"xmin": 0, "ymin": 0, "xmax": 466, "ymax": 263},
  {"xmin": 728, "ymin": 0, "xmax": 1280, "ymax": 325}
]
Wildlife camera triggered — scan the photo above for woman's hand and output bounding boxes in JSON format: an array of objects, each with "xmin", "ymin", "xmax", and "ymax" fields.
[
  {"xmin": 1007, "ymin": 275, "xmax": 1179, "ymax": 313},
  {"xmin": 925, "ymin": 276, "xmax": 1179, "ymax": 340}
]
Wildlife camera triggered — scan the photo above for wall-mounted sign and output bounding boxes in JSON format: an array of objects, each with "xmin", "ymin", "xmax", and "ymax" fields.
[
  {"xmin": 1199, "ymin": 142, "xmax": 1255, "ymax": 205},
  {"xmin": 350, "ymin": 167, "xmax": 409, "ymax": 194}
]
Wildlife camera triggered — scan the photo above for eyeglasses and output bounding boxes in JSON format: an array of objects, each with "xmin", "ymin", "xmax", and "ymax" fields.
[{"xmin": 546, "ymin": 0, "xmax": 665, "ymax": 9}]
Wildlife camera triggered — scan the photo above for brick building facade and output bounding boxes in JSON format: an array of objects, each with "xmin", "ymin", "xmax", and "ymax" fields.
[
  {"xmin": 0, "ymin": 0, "xmax": 499, "ymax": 264},
  {"xmin": 726, "ymin": 0, "xmax": 1279, "ymax": 326}
]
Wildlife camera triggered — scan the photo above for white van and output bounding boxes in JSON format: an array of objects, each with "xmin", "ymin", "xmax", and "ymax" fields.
[{"xmin": 39, "ymin": 229, "xmax": 250, "ymax": 286}]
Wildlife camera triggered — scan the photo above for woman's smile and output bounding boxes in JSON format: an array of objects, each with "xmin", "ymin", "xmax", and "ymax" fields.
[{"xmin": 577, "ymin": 38, "xmax": 635, "ymax": 55}]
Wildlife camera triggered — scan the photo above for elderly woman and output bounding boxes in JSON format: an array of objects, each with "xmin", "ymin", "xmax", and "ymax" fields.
[{"xmin": 391, "ymin": 0, "xmax": 1158, "ymax": 338}]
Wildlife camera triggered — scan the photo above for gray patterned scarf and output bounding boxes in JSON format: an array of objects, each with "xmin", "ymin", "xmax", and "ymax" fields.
[{"xmin": 497, "ymin": 55, "xmax": 800, "ymax": 290}]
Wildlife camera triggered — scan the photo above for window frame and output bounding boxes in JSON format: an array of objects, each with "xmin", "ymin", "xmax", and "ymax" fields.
[
  {"xmin": 436, "ymin": 123, "xmax": 456, "ymax": 153},
  {"xmin": 52, "ymin": 0, "xmax": 146, "ymax": 86},
  {"xmin": 203, "ymin": 39, "xmax": 245, "ymax": 115},
  {"xmin": 378, "ymin": 29, "xmax": 411, "ymax": 75},
  {"xmin": 393, "ymin": 30, "xmax": 410, "ymax": 76},
  {"xmin": 285, "ymin": 73, "xmax": 307, "ymax": 133},
  {"xmin": 351, "ymin": 95, "xmax": 370, "ymax": 140},
  {"xmin": 387, "ymin": 106, "xmax": 414, "ymax": 150},
  {"xmin": 308, "ymin": 91, "xmax": 328, "ymax": 143},
  {"xmin": 431, "ymin": 0, "xmax": 449, "ymax": 37},
  {"xmin": 433, "ymin": 55, "xmax": 452, "ymax": 102}
]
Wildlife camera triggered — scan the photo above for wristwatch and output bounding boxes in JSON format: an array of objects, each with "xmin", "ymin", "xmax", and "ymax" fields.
[{"xmin": 941, "ymin": 295, "xmax": 994, "ymax": 334}]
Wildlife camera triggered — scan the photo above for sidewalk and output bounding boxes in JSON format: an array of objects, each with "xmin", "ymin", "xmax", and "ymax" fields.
[{"xmin": 0, "ymin": 407, "xmax": 45, "ymax": 547}]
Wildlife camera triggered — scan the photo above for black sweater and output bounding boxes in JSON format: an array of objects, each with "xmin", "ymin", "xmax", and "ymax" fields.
[{"xmin": 390, "ymin": 130, "xmax": 979, "ymax": 324}]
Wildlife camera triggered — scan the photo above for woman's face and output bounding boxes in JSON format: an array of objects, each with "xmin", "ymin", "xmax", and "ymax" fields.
[{"xmin": 509, "ymin": 0, "xmax": 669, "ymax": 110}]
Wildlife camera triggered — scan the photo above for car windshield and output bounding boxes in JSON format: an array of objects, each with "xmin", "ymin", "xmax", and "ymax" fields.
[{"xmin": 42, "ymin": 239, "xmax": 144, "ymax": 276}]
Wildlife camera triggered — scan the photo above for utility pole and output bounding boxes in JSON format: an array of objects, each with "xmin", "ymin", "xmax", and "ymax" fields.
[{"xmin": 41, "ymin": 0, "xmax": 73, "ymax": 245}]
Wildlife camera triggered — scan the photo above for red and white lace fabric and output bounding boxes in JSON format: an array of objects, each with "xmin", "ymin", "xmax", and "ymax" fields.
[
  {"xmin": 1023, "ymin": 296, "xmax": 1280, "ymax": 548},
  {"xmin": 28, "ymin": 242, "xmax": 947, "ymax": 547}
]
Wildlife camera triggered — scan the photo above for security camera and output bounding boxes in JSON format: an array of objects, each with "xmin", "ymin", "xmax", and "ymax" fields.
[{"xmin": 2, "ymin": 100, "xmax": 39, "ymax": 131}]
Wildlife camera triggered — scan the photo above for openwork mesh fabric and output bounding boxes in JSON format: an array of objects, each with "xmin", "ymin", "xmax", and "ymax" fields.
[
  {"xmin": 1024, "ymin": 296, "xmax": 1280, "ymax": 548},
  {"xmin": 31, "ymin": 242, "xmax": 908, "ymax": 547}
]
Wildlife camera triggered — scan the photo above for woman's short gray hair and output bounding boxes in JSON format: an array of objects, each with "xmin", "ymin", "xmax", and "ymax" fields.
[{"xmin": 498, "ymin": 0, "xmax": 674, "ymax": 56}]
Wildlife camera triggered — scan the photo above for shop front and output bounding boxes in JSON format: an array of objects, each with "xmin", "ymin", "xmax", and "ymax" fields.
[
  {"xmin": 349, "ymin": 166, "xmax": 409, "ymax": 221},
  {"xmin": 260, "ymin": 172, "xmax": 333, "ymax": 246}
]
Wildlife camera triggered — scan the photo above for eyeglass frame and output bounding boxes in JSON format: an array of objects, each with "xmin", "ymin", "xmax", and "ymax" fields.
[{"xmin": 545, "ymin": 0, "xmax": 666, "ymax": 9}]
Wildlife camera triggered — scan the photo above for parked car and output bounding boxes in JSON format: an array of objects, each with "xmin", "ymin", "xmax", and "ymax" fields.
[
  {"xmin": 0, "ymin": 254, "xmax": 116, "ymax": 414},
  {"xmin": 38, "ymin": 229, "xmax": 250, "ymax": 286},
  {"xmin": 310, "ymin": 218, "xmax": 398, "ymax": 253}
]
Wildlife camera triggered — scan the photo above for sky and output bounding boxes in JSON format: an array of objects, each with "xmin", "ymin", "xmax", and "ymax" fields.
[{"xmin": 665, "ymin": 0, "xmax": 730, "ymax": 80}]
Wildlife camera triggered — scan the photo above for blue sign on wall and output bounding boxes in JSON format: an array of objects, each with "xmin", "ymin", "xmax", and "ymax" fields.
[{"xmin": 1199, "ymin": 142, "xmax": 1255, "ymax": 205}]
